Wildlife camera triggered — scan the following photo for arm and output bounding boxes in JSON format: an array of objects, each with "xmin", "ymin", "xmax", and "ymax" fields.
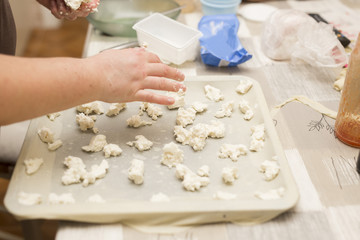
[{"xmin": 0, "ymin": 48, "xmax": 185, "ymax": 125}]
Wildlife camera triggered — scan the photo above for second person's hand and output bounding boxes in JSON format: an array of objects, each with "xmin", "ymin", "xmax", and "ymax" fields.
[{"xmin": 85, "ymin": 47, "xmax": 186, "ymax": 105}]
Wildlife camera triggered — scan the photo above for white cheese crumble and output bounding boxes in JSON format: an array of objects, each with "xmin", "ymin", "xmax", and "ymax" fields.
[
  {"xmin": 236, "ymin": 79, "xmax": 253, "ymax": 94},
  {"xmin": 139, "ymin": 102, "xmax": 163, "ymax": 120},
  {"xmin": 213, "ymin": 191, "xmax": 237, "ymax": 200},
  {"xmin": 218, "ymin": 143, "xmax": 248, "ymax": 161},
  {"xmin": 47, "ymin": 112, "xmax": 61, "ymax": 121},
  {"xmin": 176, "ymin": 107, "xmax": 197, "ymax": 127},
  {"xmin": 191, "ymin": 101, "xmax": 208, "ymax": 113},
  {"xmin": 37, "ymin": 127, "xmax": 55, "ymax": 143},
  {"xmin": 175, "ymin": 164, "xmax": 210, "ymax": 192},
  {"xmin": 222, "ymin": 167, "xmax": 239, "ymax": 184},
  {"xmin": 215, "ymin": 101, "xmax": 234, "ymax": 118},
  {"xmin": 76, "ymin": 113, "xmax": 97, "ymax": 131},
  {"xmin": 76, "ymin": 101, "xmax": 104, "ymax": 115},
  {"xmin": 106, "ymin": 103, "xmax": 126, "ymax": 117},
  {"xmin": 174, "ymin": 120, "xmax": 225, "ymax": 151},
  {"xmin": 48, "ymin": 139, "xmax": 63, "ymax": 151},
  {"xmin": 82, "ymin": 134, "xmax": 107, "ymax": 152},
  {"xmin": 150, "ymin": 192, "xmax": 170, "ymax": 202},
  {"xmin": 62, "ymin": 156, "xmax": 109, "ymax": 187},
  {"xmin": 48, "ymin": 193, "xmax": 75, "ymax": 204},
  {"xmin": 254, "ymin": 187, "xmax": 285, "ymax": 200},
  {"xmin": 128, "ymin": 159, "xmax": 145, "ymax": 185},
  {"xmin": 239, "ymin": 99, "xmax": 254, "ymax": 120},
  {"xmin": 249, "ymin": 124, "xmax": 265, "ymax": 152},
  {"xmin": 126, "ymin": 115, "xmax": 152, "ymax": 128},
  {"xmin": 161, "ymin": 142, "xmax": 184, "ymax": 168},
  {"xmin": 167, "ymin": 89, "xmax": 186, "ymax": 109},
  {"xmin": 127, "ymin": 135, "xmax": 153, "ymax": 151},
  {"xmin": 24, "ymin": 158, "xmax": 44, "ymax": 175},
  {"xmin": 18, "ymin": 192, "xmax": 43, "ymax": 206},
  {"xmin": 103, "ymin": 143, "xmax": 122, "ymax": 158},
  {"xmin": 259, "ymin": 156, "xmax": 280, "ymax": 181},
  {"xmin": 197, "ymin": 165, "xmax": 210, "ymax": 177},
  {"xmin": 204, "ymin": 84, "xmax": 224, "ymax": 102},
  {"xmin": 87, "ymin": 194, "xmax": 106, "ymax": 203}
]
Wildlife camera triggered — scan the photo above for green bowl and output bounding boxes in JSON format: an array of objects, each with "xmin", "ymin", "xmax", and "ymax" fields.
[{"xmin": 87, "ymin": 0, "xmax": 181, "ymax": 37}]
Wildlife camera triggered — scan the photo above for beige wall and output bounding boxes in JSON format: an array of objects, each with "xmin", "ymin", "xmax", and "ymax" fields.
[{"xmin": 8, "ymin": 0, "xmax": 62, "ymax": 56}]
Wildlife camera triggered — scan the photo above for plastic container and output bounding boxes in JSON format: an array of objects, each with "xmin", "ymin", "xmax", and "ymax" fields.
[
  {"xmin": 133, "ymin": 13, "xmax": 203, "ymax": 65},
  {"xmin": 201, "ymin": 0, "xmax": 241, "ymax": 15},
  {"xmin": 335, "ymin": 34, "xmax": 360, "ymax": 148}
]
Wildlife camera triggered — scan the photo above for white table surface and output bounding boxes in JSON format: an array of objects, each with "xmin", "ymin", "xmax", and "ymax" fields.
[{"xmin": 52, "ymin": 0, "xmax": 360, "ymax": 239}]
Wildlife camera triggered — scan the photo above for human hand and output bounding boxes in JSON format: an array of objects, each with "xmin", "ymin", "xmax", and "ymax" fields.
[
  {"xmin": 85, "ymin": 48, "xmax": 186, "ymax": 105},
  {"xmin": 36, "ymin": 0, "xmax": 99, "ymax": 20}
]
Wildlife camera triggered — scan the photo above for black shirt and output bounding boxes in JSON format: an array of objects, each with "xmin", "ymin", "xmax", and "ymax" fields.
[{"xmin": 0, "ymin": 0, "xmax": 16, "ymax": 55}]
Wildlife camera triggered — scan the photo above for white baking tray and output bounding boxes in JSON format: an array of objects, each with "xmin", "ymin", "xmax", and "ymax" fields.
[{"xmin": 5, "ymin": 75, "xmax": 298, "ymax": 227}]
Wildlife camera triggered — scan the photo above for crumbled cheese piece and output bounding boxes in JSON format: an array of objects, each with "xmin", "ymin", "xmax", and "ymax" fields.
[
  {"xmin": 249, "ymin": 124, "xmax": 265, "ymax": 152},
  {"xmin": 48, "ymin": 139, "xmax": 63, "ymax": 151},
  {"xmin": 106, "ymin": 103, "xmax": 126, "ymax": 116},
  {"xmin": 236, "ymin": 79, "xmax": 253, "ymax": 94},
  {"xmin": 62, "ymin": 156, "xmax": 87, "ymax": 185},
  {"xmin": 87, "ymin": 194, "xmax": 106, "ymax": 203},
  {"xmin": 127, "ymin": 135, "xmax": 153, "ymax": 151},
  {"xmin": 126, "ymin": 115, "xmax": 152, "ymax": 128},
  {"xmin": 139, "ymin": 102, "xmax": 163, "ymax": 120},
  {"xmin": 76, "ymin": 113, "xmax": 96, "ymax": 131},
  {"xmin": 218, "ymin": 144, "xmax": 248, "ymax": 161},
  {"xmin": 128, "ymin": 159, "xmax": 144, "ymax": 185},
  {"xmin": 207, "ymin": 120, "xmax": 226, "ymax": 138},
  {"xmin": 24, "ymin": 158, "xmax": 44, "ymax": 175},
  {"xmin": 64, "ymin": 0, "xmax": 87, "ymax": 10},
  {"xmin": 176, "ymin": 107, "xmax": 197, "ymax": 127},
  {"xmin": 82, "ymin": 134, "xmax": 107, "ymax": 152},
  {"xmin": 215, "ymin": 101, "xmax": 234, "ymax": 118},
  {"xmin": 167, "ymin": 89, "xmax": 186, "ymax": 109},
  {"xmin": 197, "ymin": 165, "xmax": 210, "ymax": 177},
  {"xmin": 48, "ymin": 193, "xmax": 75, "ymax": 204},
  {"xmin": 18, "ymin": 192, "xmax": 42, "ymax": 206},
  {"xmin": 161, "ymin": 142, "xmax": 184, "ymax": 168},
  {"xmin": 175, "ymin": 164, "xmax": 210, "ymax": 191},
  {"xmin": 174, "ymin": 125, "xmax": 191, "ymax": 145},
  {"xmin": 213, "ymin": 191, "xmax": 237, "ymax": 200},
  {"xmin": 222, "ymin": 167, "xmax": 239, "ymax": 184},
  {"xmin": 150, "ymin": 192, "xmax": 170, "ymax": 202},
  {"xmin": 204, "ymin": 85, "xmax": 224, "ymax": 102},
  {"xmin": 174, "ymin": 120, "xmax": 225, "ymax": 151},
  {"xmin": 82, "ymin": 160, "xmax": 109, "ymax": 187},
  {"xmin": 37, "ymin": 127, "xmax": 55, "ymax": 143},
  {"xmin": 76, "ymin": 101, "xmax": 104, "ymax": 115},
  {"xmin": 103, "ymin": 143, "xmax": 122, "ymax": 158},
  {"xmin": 254, "ymin": 187, "xmax": 285, "ymax": 200},
  {"xmin": 259, "ymin": 156, "xmax": 280, "ymax": 181},
  {"xmin": 47, "ymin": 112, "xmax": 61, "ymax": 121},
  {"xmin": 239, "ymin": 99, "xmax": 254, "ymax": 120},
  {"xmin": 62, "ymin": 156, "xmax": 109, "ymax": 187},
  {"xmin": 191, "ymin": 101, "xmax": 208, "ymax": 113}
]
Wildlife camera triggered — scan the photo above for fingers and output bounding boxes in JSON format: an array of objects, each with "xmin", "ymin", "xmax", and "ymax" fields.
[
  {"xmin": 142, "ymin": 77, "xmax": 186, "ymax": 92},
  {"xmin": 134, "ymin": 90, "xmax": 175, "ymax": 106},
  {"xmin": 146, "ymin": 63, "xmax": 185, "ymax": 82}
]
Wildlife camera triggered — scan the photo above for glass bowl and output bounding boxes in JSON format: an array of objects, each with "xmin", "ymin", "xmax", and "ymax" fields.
[{"xmin": 87, "ymin": 0, "xmax": 181, "ymax": 37}]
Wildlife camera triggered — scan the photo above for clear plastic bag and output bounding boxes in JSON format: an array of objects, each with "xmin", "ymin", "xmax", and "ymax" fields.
[{"xmin": 261, "ymin": 9, "xmax": 347, "ymax": 71}]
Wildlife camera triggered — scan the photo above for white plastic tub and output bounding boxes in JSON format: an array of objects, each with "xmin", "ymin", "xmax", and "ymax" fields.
[{"xmin": 133, "ymin": 13, "xmax": 203, "ymax": 65}]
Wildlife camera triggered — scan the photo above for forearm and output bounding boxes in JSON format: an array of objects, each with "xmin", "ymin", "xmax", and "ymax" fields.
[{"xmin": 0, "ymin": 55, "xmax": 99, "ymax": 125}]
